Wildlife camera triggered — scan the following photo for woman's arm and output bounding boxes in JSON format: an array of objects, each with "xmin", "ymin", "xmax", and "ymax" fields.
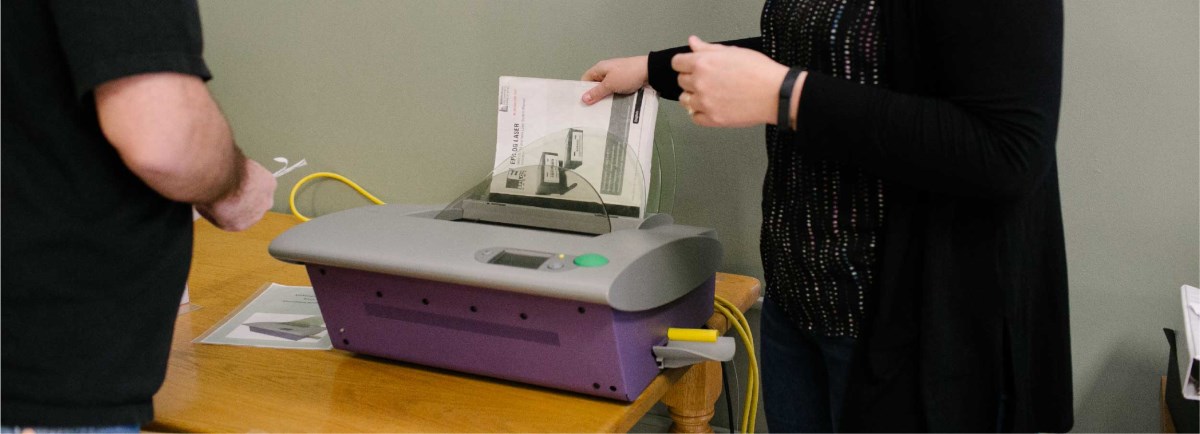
[
  {"xmin": 581, "ymin": 37, "xmax": 761, "ymax": 105},
  {"xmin": 793, "ymin": 0, "xmax": 1063, "ymax": 199},
  {"xmin": 649, "ymin": 37, "xmax": 762, "ymax": 100}
]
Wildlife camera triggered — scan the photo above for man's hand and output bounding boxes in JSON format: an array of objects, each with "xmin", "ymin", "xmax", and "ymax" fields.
[
  {"xmin": 195, "ymin": 158, "xmax": 275, "ymax": 231},
  {"xmin": 580, "ymin": 55, "xmax": 649, "ymax": 105},
  {"xmin": 671, "ymin": 36, "xmax": 790, "ymax": 128}
]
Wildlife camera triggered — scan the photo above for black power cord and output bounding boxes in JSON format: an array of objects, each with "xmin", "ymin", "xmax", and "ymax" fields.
[{"xmin": 722, "ymin": 360, "xmax": 738, "ymax": 433}]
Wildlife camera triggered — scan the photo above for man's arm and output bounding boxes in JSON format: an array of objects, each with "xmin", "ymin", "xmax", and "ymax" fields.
[{"xmin": 95, "ymin": 71, "xmax": 275, "ymax": 231}]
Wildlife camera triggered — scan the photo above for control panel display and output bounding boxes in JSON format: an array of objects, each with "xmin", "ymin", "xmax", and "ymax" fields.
[
  {"xmin": 476, "ymin": 247, "xmax": 575, "ymax": 272},
  {"xmin": 489, "ymin": 251, "xmax": 551, "ymax": 269}
]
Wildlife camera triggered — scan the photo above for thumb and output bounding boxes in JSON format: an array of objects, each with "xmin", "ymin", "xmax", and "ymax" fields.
[
  {"xmin": 582, "ymin": 83, "xmax": 613, "ymax": 105},
  {"xmin": 688, "ymin": 35, "xmax": 718, "ymax": 52}
]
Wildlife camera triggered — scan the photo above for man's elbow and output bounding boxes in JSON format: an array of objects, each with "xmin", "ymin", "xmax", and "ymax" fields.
[
  {"xmin": 116, "ymin": 138, "xmax": 199, "ymax": 202},
  {"xmin": 95, "ymin": 72, "xmax": 233, "ymax": 203}
]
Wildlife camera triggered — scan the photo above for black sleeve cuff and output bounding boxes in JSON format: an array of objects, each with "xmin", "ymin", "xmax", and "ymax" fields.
[
  {"xmin": 794, "ymin": 71, "xmax": 879, "ymax": 160},
  {"xmin": 647, "ymin": 45, "xmax": 690, "ymax": 101},
  {"xmin": 647, "ymin": 37, "xmax": 763, "ymax": 101}
]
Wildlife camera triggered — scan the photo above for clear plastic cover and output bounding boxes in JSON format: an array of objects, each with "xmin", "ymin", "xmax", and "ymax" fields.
[
  {"xmin": 499, "ymin": 127, "xmax": 647, "ymax": 217},
  {"xmin": 436, "ymin": 123, "xmax": 676, "ymax": 235},
  {"xmin": 648, "ymin": 115, "xmax": 678, "ymax": 216},
  {"xmin": 435, "ymin": 164, "xmax": 612, "ymax": 235}
]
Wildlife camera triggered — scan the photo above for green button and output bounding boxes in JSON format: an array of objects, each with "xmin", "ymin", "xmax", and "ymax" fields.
[{"xmin": 573, "ymin": 253, "xmax": 609, "ymax": 267}]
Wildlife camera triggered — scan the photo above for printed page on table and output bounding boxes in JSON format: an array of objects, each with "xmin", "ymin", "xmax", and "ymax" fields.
[{"xmin": 194, "ymin": 283, "xmax": 332, "ymax": 350}]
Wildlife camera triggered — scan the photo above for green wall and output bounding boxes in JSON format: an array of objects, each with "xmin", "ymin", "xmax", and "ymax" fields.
[
  {"xmin": 198, "ymin": 0, "xmax": 767, "ymax": 280},
  {"xmin": 1060, "ymin": 1, "xmax": 1199, "ymax": 431},
  {"xmin": 197, "ymin": 1, "xmax": 1199, "ymax": 431}
]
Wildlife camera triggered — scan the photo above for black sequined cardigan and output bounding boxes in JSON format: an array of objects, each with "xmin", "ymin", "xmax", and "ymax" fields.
[{"xmin": 645, "ymin": 0, "xmax": 1071, "ymax": 431}]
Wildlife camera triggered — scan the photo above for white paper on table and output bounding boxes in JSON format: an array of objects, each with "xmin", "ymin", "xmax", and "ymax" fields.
[{"xmin": 194, "ymin": 283, "xmax": 332, "ymax": 350}]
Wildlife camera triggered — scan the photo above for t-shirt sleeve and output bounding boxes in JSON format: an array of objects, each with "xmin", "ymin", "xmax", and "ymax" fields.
[{"xmin": 49, "ymin": 0, "xmax": 212, "ymax": 100}]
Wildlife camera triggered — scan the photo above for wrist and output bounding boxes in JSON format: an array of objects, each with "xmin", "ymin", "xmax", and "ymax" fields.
[
  {"xmin": 777, "ymin": 67, "xmax": 804, "ymax": 130},
  {"xmin": 201, "ymin": 149, "xmax": 248, "ymax": 206},
  {"xmin": 636, "ymin": 55, "xmax": 650, "ymax": 87}
]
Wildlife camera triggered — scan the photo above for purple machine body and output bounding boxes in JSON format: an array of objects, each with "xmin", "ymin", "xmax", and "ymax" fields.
[
  {"xmin": 269, "ymin": 204, "xmax": 723, "ymax": 401},
  {"xmin": 307, "ymin": 264, "xmax": 715, "ymax": 401}
]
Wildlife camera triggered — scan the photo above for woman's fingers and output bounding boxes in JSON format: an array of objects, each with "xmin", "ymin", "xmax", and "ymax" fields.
[
  {"xmin": 581, "ymin": 61, "xmax": 608, "ymax": 82},
  {"xmin": 580, "ymin": 61, "xmax": 614, "ymax": 105},
  {"xmin": 680, "ymin": 91, "xmax": 694, "ymax": 115},
  {"xmin": 582, "ymin": 83, "xmax": 614, "ymax": 105},
  {"xmin": 673, "ymin": 36, "xmax": 726, "ymax": 73},
  {"xmin": 671, "ymin": 53, "xmax": 695, "ymax": 74},
  {"xmin": 579, "ymin": 55, "xmax": 649, "ymax": 105},
  {"xmin": 687, "ymin": 35, "xmax": 719, "ymax": 52},
  {"xmin": 677, "ymin": 73, "xmax": 695, "ymax": 92}
]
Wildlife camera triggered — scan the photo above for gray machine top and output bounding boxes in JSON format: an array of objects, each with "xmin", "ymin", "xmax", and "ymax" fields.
[{"xmin": 268, "ymin": 203, "xmax": 722, "ymax": 312}]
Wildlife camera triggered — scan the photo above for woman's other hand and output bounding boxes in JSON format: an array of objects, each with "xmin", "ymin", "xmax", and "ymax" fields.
[
  {"xmin": 672, "ymin": 36, "xmax": 788, "ymax": 128},
  {"xmin": 580, "ymin": 55, "xmax": 649, "ymax": 105}
]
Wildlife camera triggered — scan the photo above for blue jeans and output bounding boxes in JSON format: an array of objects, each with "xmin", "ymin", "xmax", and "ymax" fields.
[
  {"xmin": 1, "ymin": 426, "xmax": 138, "ymax": 433},
  {"xmin": 761, "ymin": 298, "xmax": 857, "ymax": 433}
]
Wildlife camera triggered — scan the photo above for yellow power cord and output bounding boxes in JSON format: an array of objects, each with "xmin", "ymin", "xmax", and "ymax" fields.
[
  {"xmin": 288, "ymin": 172, "xmax": 385, "ymax": 221},
  {"xmin": 715, "ymin": 295, "xmax": 760, "ymax": 434},
  {"xmin": 287, "ymin": 173, "xmax": 759, "ymax": 432}
]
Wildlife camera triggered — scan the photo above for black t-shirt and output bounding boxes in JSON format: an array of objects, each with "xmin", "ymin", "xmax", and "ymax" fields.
[{"xmin": 2, "ymin": 0, "xmax": 212, "ymax": 427}]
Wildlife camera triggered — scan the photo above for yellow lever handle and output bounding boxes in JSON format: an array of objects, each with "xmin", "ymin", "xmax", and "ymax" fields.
[{"xmin": 667, "ymin": 328, "xmax": 718, "ymax": 343}]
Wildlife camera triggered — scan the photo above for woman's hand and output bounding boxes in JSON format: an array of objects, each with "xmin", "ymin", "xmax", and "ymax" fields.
[
  {"xmin": 672, "ymin": 36, "xmax": 789, "ymax": 128},
  {"xmin": 580, "ymin": 55, "xmax": 648, "ymax": 105}
]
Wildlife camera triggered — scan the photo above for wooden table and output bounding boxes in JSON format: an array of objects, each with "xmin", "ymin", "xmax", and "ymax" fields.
[{"xmin": 148, "ymin": 212, "xmax": 760, "ymax": 432}]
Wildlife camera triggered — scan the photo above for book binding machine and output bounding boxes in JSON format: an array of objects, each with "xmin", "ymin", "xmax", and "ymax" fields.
[{"xmin": 269, "ymin": 131, "xmax": 723, "ymax": 401}]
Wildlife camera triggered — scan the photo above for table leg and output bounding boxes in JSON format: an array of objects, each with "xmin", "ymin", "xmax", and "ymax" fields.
[{"xmin": 661, "ymin": 360, "xmax": 722, "ymax": 433}]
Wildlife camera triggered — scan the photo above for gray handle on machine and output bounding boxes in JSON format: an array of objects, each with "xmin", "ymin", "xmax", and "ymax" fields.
[{"xmin": 652, "ymin": 336, "xmax": 736, "ymax": 369}]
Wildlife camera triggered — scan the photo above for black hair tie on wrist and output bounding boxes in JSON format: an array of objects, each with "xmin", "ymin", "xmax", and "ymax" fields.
[{"xmin": 778, "ymin": 67, "xmax": 804, "ymax": 133}]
